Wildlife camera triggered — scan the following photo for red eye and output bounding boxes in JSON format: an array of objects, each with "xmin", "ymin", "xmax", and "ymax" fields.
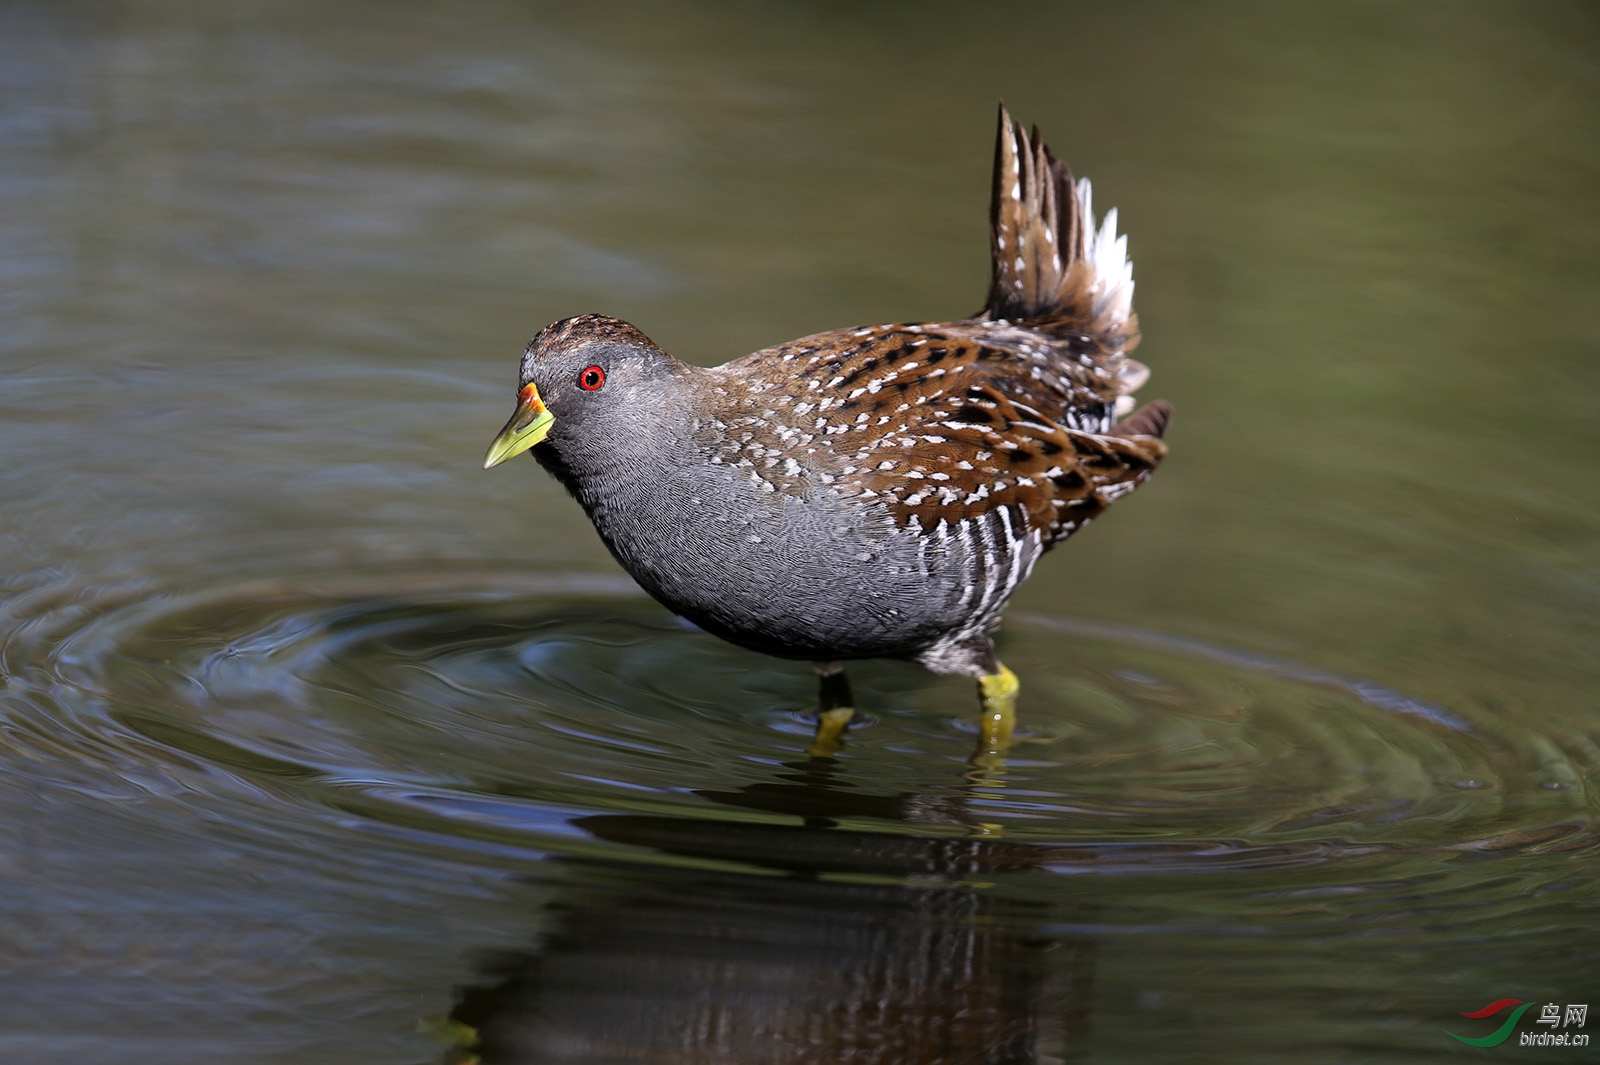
[{"xmin": 578, "ymin": 365, "xmax": 605, "ymax": 391}]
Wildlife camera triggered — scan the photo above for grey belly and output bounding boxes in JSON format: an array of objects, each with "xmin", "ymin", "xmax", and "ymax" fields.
[{"xmin": 585, "ymin": 470, "xmax": 985, "ymax": 662}]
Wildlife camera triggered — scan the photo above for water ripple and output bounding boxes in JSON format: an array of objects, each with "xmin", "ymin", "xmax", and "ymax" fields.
[{"xmin": 1, "ymin": 566, "xmax": 1590, "ymax": 887}]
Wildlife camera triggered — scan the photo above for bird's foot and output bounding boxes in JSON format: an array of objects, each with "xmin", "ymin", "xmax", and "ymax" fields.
[
  {"xmin": 975, "ymin": 663, "xmax": 1019, "ymax": 754},
  {"xmin": 807, "ymin": 706, "xmax": 855, "ymax": 758},
  {"xmin": 807, "ymin": 661, "xmax": 856, "ymax": 757},
  {"xmin": 966, "ymin": 667, "xmax": 1016, "ymax": 835}
]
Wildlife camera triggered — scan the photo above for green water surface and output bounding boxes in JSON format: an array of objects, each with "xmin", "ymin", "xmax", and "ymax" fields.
[{"xmin": 1, "ymin": 2, "xmax": 1596, "ymax": 1062}]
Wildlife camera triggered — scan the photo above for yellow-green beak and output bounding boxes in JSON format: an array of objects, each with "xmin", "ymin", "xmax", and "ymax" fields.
[{"xmin": 483, "ymin": 382, "xmax": 555, "ymax": 469}]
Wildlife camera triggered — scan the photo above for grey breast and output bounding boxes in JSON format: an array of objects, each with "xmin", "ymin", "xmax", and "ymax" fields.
[{"xmin": 578, "ymin": 453, "xmax": 1004, "ymax": 661}]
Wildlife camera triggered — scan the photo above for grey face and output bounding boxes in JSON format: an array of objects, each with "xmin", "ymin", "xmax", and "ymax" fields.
[
  {"xmin": 485, "ymin": 313, "xmax": 682, "ymax": 471},
  {"xmin": 521, "ymin": 341, "xmax": 632, "ymax": 428},
  {"xmin": 524, "ymin": 315, "xmax": 678, "ymax": 431}
]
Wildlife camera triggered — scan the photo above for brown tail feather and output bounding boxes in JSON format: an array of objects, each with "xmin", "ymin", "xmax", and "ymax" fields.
[
  {"xmin": 1107, "ymin": 399, "xmax": 1171, "ymax": 440},
  {"xmin": 983, "ymin": 104, "xmax": 1139, "ymax": 357}
]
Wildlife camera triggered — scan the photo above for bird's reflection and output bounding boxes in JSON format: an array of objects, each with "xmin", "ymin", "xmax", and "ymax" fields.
[{"xmin": 444, "ymin": 756, "xmax": 1095, "ymax": 1064}]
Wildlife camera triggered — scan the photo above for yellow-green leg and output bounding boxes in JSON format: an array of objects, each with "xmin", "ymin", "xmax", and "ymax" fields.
[
  {"xmin": 807, "ymin": 661, "xmax": 855, "ymax": 757},
  {"xmin": 962, "ymin": 661, "xmax": 1020, "ymax": 834},
  {"xmin": 976, "ymin": 663, "xmax": 1019, "ymax": 753}
]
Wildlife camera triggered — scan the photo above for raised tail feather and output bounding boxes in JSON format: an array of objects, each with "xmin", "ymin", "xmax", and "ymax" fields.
[
  {"xmin": 1108, "ymin": 398, "xmax": 1171, "ymax": 440},
  {"xmin": 983, "ymin": 104, "xmax": 1138, "ymax": 359}
]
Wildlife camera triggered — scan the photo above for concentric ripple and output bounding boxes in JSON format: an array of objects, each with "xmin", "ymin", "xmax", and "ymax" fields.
[{"xmin": 6, "ymin": 566, "xmax": 1596, "ymax": 880}]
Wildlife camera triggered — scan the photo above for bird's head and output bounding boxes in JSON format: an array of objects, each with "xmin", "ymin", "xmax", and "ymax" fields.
[{"xmin": 483, "ymin": 314, "xmax": 683, "ymax": 469}]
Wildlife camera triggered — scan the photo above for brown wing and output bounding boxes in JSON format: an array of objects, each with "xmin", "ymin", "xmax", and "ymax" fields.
[
  {"xmin": 836, "ymin": 369, "xmax": 1167, "ymax": 545},
  {"xmin": 706, "ymin": 322, "xmax": 1165, "ymax": 547}
]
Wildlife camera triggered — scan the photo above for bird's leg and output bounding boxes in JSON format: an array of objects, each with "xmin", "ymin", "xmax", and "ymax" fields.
[
  {"xmin": 807, "ymin": 660, "xmax": 855, "ymax": 757},
  {"xmin": 975, "ymin": 663, "xmax": 1019, "ymax": 754},
  {"xmin": 961, "ymin": 653, "xmax": 1019, "ymax": 835}
]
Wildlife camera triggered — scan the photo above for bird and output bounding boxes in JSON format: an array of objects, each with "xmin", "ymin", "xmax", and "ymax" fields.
[{"xmin": 484, "ymin": 105, "xmax": 1170, "ymax": 755}]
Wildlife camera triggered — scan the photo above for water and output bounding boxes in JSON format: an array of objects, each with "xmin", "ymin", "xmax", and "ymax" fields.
[{"xmin": 3, "ymin": 2, "xmax": 1597, "ymax": 1061}]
